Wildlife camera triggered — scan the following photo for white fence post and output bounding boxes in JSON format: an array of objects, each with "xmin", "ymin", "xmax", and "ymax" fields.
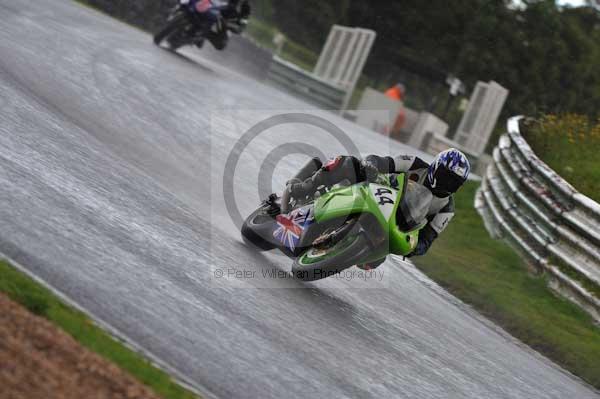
[
  {"xmin": 313, "ymin": 25, "xmax": 376, "ymax": 111},
  {"xmin": 268, "ymin": 25, "xmax": 375, "ymax": 111},
  {"xmin": 455, "ymin": 81, "xmax": 509, "ymax": 155}
]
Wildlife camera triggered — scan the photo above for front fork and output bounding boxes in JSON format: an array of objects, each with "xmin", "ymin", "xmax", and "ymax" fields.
[
  {"xmin": 166, "ymin": 5, "xmax": 207, "ymax": 45},
  {"xmin": 167, "ymin": 4, "xmax": 186, "ymax": 21}
]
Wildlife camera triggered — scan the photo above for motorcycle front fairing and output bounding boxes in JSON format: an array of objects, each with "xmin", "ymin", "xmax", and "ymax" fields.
[
  {"xmin": 310, "ymin": 175, "xmax": 431, "ymax": 257},
  {"xmin": 268, "ymin": 195, "xmax": 373, "ymax": 259},
  {"xmin": 267, "ymin": 174, "xmax": 432, "ymax": 260},
  {"xmin": 294, "ymin": 183, "xmax": 394, "ymax": 259},
  {"xmin": 270, "ymin": 204, "xmax": 316, "ymax": 258}
]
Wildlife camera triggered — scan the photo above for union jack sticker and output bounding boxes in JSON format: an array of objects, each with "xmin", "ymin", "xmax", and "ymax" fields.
[{"xmin": 273, "ymin": 208, "xmax": 313, "ymax": 251}]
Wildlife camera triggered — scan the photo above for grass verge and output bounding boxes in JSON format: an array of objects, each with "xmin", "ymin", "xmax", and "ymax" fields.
[
  {"xmin": 246, "ymin": 18, "xmax": 318, "ymax": 71},
  {"xmin": 0, "ymin": 259, "xmax": 198, "ymax": 399},
  {"xmin": 412, "ymin": 181, "xmax": 600, "ymax": 389},
  {"xmin": 522, "ymin": 114, "xmax": 600, "ymax": 203}
]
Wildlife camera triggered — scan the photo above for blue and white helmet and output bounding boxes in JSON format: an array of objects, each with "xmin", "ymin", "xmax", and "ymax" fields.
[{"xmin": 426, "ymin": 148, "xmax": 470, "ymax": 196}]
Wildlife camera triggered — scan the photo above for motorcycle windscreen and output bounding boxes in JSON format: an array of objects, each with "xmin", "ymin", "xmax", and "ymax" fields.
[{"xmin": 396, "ymin": 180, "xmax": 433, "ymax": 231}]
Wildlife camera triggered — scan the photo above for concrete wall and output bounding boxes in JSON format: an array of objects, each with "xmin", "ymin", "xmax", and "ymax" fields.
[
  {"xmin": 408, "ymin": 112, "xmax": 449, "ymax": 149},
  {"xmin": 354, "ymin": 88, "xmax": 403, "ymax": 135},
  {"xmin": 353, "ymin": 88, "xmax": 449, "ymax": 149}
]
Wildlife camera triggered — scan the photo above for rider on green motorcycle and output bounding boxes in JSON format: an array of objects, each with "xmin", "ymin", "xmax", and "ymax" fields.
[{"xmin": 281, "ymin": 149, "xmax": 471, "ymax": 269}]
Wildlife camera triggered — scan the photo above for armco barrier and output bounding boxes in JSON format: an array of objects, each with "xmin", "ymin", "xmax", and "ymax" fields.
[
  {"xmin": 475, "ymin": 116, "xmax": 600, "ymax": 322},
  {"xmin": 267, "ymin": 56, "xmax": 347, "ymax": 110}
]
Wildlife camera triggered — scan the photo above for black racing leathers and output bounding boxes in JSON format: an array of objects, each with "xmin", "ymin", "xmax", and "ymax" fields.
[{"xmin": 199, "ymin": 0, "xmax": 250, "ymax": 50}]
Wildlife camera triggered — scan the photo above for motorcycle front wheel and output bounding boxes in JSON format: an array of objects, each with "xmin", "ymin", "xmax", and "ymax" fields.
[
  {"xmin": 241, "ymin": 204, "xmax": 279, "ymax": 251},
  {"xmin": 153, "ymin": 12, "xmax": 190, "ymax": 47},
  {"xmin": 291, "ymin": 227, "xmax": 370, "ymax": 282}
]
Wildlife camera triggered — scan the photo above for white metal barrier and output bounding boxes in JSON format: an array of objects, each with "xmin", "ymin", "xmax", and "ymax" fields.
[
  {"xmin": 267, "ymin": 56, "xmax": 347, "ymax": 109},
  {"xmin": 476, "ymin": 116, "xmax": 600, "ymax": 321},
  {"xmin": 455, "ymin": 81, "xmax": 509, "ymax": 155},
  {"xmin": 267, "ymin": 25, "xmax": 375, "ymax": 111},
  {"xmin": 314, "ymin": 25, "xmax": 376, "ymax": 111}
]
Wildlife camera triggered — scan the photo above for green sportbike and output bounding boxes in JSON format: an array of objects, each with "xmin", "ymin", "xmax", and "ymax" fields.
[{"xmin": 241, "ymin": 172, "xmax": 433, "ymax": 281}]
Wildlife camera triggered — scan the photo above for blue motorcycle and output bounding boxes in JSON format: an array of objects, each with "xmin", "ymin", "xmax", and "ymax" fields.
[{"xmin": 153, "ymin": 0, "xmax": 245, "ymax": 50}]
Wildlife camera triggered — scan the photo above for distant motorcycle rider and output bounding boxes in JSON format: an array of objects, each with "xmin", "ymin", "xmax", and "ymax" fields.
[
  {"xmin": 280, "ymin": 149, "xmax": 471, "ymax": 268},
  {"xmin": 192, "ymin": 0, "xmax": 251, "ymax": 50}
]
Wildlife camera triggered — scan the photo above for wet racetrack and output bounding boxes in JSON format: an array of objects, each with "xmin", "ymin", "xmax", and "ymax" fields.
[{"xmin": 0, "ymin": 1, "xmax": 598, "ymax": 398}]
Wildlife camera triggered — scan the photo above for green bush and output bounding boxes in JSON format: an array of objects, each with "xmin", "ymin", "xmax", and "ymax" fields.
[
  {"xmin": 281, "ymin": 40, "xmax": 319, "ymax": 71},
  {"xmin": 245, "ymin": 18, "xmax": 319, "ymax": 71},
  {"xmin": 246, "ymin": 18, "xmax": 277, "ymax": 50}
]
